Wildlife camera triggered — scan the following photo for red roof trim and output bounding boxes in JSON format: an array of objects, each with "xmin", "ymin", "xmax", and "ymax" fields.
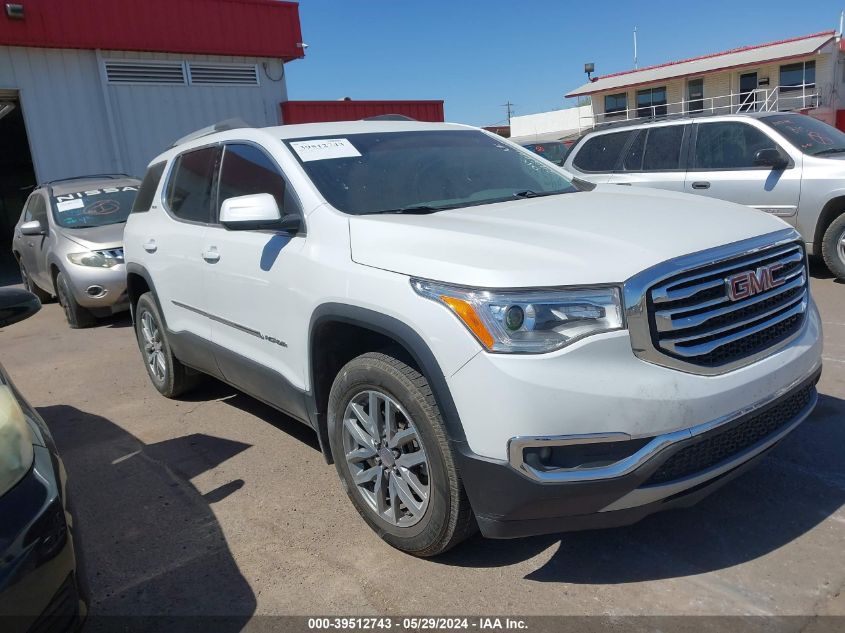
[
  {"xmin": 281, "ymin": 100, "xmax": 445, "ymax": 124},
  {"xmin": 595, "ymin": 30, "xmax": 835, "ymax": 82},
  {"xmin": 0, "ymin": 0, "xmax": 304, "ymax": 60}
]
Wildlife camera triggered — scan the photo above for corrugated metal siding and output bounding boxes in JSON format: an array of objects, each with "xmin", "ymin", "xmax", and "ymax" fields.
[
  {"xmin": 281, "ymin": 100, "xmax": 445, "ymax": 124},
  {"xmin": 0, "ymin": 46, "xmax": 287, "ymax": 181},
  {"xmin": 0, "ymin": 0, "xmax": 303, "ymax": 60}
]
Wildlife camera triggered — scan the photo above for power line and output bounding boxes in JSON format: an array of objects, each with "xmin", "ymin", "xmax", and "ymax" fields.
[{"xmin": 501, "ymin": 101, "xmax": 515, "ymax": 124}]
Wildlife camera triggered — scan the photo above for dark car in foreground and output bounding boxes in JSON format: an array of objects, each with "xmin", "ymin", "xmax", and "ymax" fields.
[{"xmin": 0, "ymin": 289, "xmax": 84, "ymax": 632}]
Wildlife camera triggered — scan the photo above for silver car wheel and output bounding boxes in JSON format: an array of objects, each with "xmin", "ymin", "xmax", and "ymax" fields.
[
  {"xmin": 140, "ymin": 311, "xmax": 166, "ymax": 382},
  {"xmin": 838, "ymin": 228, "xmax": 845, "ymax": 265},
  {"xmin": 342, "ymin": 389, "xmax": 430, "ymax": 527}
]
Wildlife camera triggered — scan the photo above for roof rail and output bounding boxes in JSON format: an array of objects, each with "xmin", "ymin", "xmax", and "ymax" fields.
[
  {"xmin": 172, "ymin": 118, "xmax": 255, "ymax": 147},
  {"xmin": 43, "ymin": 173, "xmax": 134, "ymax": 186}
]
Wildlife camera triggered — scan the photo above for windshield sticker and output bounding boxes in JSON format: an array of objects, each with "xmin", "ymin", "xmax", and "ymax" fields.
[
  {"xmin": 289, "ymin": 138, "xmax": 362, "ymax": 162},
  {"xmin": 55, "ymin": 186, "xmax": 138, "ymax": 202},
  {"xmin": 56, "ymin": 199, "xmax": 84, "ymax": 212}
]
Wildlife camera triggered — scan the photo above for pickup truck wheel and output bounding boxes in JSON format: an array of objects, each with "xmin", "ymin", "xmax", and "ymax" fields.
[
  {"xmin": 134, "ymin": 292, "xmax": 199, "ymax": 398},
  {"xmin": 328, "ymin": 351, "xmax": 475, "ymax": 556},
  {"xmin": 821, "ymin": 214, "xmax": 845, "ymax": 281},
  {"xmin": 19, "ymin": 262, "xmax": 52, "ymax": 303},
  {"xmin": 56, "ymin": 272, "xmax": 95, "ymax": 328}
]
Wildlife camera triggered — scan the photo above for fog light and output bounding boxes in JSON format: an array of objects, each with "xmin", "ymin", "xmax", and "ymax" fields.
[{"xmin": 86, "ymin": 285, "xmax": 106, "ymax": 298}]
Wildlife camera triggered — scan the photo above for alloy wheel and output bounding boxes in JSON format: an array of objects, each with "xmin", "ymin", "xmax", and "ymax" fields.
[
  {"xmin": 838, "ymin": 228, "xmax": 845, "ymax": 267},
  {"xmin": 341, "ymin": 389, "xmax": 430, "ymax": 527},
  {"xmin": 140, "ymin": 311, "xmax": 167, "ymax": 382}
]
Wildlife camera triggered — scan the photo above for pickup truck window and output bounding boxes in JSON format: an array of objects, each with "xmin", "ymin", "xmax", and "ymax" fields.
[
  {"xmin": 764, "ymin": 114, "xmax": 845, "ymax": 157},
  {"xmin": 285, "ymin": 130, "xmax": 575, "ymax": 215}
]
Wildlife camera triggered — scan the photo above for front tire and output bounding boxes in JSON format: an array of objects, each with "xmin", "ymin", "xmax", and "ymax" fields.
[
  {"xmin": 19, "ymin": 262, "xmax": 52, "ymax": 303},
  {"xmin": 821, "ymin": 213, "xmax": 845, "ymax": 281},
  {"xmin": 134, "ymin": 292, "xmax": 199, "ymax": 398},
  {"xmin": 56, "ymin": 272, "xmax": 95, "ymax": 329},
  {"xmin": 328, "ymin": 351, "xmax": 475, "ymax": 556}
]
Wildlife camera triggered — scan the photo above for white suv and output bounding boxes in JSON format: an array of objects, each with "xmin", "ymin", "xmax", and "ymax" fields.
[{"xmin": 124, "ymin": 121, "xmax": 823, "ymax": 556}]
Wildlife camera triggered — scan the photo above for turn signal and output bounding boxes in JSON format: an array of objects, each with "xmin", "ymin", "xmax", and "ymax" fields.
[{"xmin": 439, "ymin": 296, "xmax": 495, "ymax": 349}]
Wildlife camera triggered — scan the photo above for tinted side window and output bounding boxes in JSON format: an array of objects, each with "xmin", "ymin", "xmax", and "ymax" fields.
[
  {"xmin": 622, "ymin": 131, "xmax": 645, "ymax": 171},
  {"xmin": 133, "ymin": 161, "xmax": 166, "ymax": 213},
  {"xmin": 218, "ymin": 144, "xmax": 287, "ymax": 215},
  {"xmin": 27, "ymin": 194, "xmax": 48, "ymax": 225},
  {"xmin": 694, "ymin": 122, "xmax": 776, "ymax": 169},
  {"xmin": 642, "ymin": 125, "xmax": 685, "ymax": 171},
  {"xmin": 165, "ymin": 147, "xmax": 219, "ymax": 223},
  {"xmin": 573, "ymin": 131, "xmax": 633, "ymax": 172}
]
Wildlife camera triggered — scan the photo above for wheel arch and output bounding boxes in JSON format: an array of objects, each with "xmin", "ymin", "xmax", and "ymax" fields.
[
  {"xmin": 814, "ymin": 195, "xmax": 845, "ymax": 252},
  {"xmin": 126, "ymin": 263, "xmax": 165, "ymax": 327},
  {"xmin": 308, "ymin": 303, "xmax": 467, "ymax": 464}
]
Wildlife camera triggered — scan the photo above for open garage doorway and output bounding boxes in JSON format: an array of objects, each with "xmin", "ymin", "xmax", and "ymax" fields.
[{"xmin": 0, "ymin": 93, "xmax": 37, "ymax": 286}]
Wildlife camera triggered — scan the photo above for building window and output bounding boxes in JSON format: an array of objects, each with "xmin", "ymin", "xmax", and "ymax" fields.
[
  {"xmin": 779, "ymin": 61, "xmax": 816, "ymax": 109},
  {"xmin": 604, "ymin": 93, "xmax": 628, "ymax": 117},
  {"xmin": 636, "ymin": 87, "xmax": 667, "ymax": 118},
  {"xmin": 687, "ymin": 79, "xmax": 704, "ymax": 113}
]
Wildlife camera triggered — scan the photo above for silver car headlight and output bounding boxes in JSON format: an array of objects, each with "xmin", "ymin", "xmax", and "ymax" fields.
[
  {"xmin": 411, "ymin": 279, "xmax": 624, "ymax": 354},
  {"xmin": 67, "ymin": 251, "xmax": 121, "ymax": 268},
  {"xmin": 0, "ymin": 385, "xmax": 35, "ymax": 497}
]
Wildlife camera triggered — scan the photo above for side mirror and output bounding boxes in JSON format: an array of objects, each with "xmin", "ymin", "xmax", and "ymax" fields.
[
  {"xmin": 0, "ymin": 288, "xmax": 41, "ymax": 328},
  {"xmin": 220, "ymin": 193, "xmax": 300, "ymax": 233},
  {"xmin": 20, "ymin": 220, "xmax": 45, "ymax": 236},
  {"xmin": 754, "ymin": 148, "xmax": 789, "ymax": 169}
]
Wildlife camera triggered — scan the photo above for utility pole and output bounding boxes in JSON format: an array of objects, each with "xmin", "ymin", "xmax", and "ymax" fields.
[
  {"xmin": 633, "ymin": 26, "xmax": 638, "ymax": 69},
  {"xmin": 502, "ymin": 101, "xmax": 514, "ymax": 125}
]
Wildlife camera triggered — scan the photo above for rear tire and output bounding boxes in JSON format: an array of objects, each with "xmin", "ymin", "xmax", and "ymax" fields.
[
  {"xmin": 134, "ymin": 292, "xmax": 199, "ymax": 398},
  {"xmin": 56, "ymin": 272, "xmax": 95, "ymax": 329},
  {"xmin": 19, "ymin": 262, "xmax": 52, "ymax": 303},
  {"xmin": 821, "ymin": 213, "xmax": 845, "ymax": 281},
  {"xmin": 328, "ymin": 351, "xmax": 476, "ymax": 556}
]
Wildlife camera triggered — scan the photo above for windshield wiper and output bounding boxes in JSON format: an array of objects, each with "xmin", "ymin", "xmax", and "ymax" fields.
[
  {"xmin": 365, "ymin": 205, "xmax": 451, "ymax": 215},
  {"xmin": 813, "ymin": 147, "xmax": 845, "ymax": 156},
  {"xmin": 513, "ymin": 189, "xmax": 572, "ymax": 199}
]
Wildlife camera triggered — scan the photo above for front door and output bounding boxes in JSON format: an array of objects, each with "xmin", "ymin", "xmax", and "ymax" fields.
[
  {"xmin": 18, "ymin": 191, "xmax": 52, "ymax": 288},
  {"xmin": 684, "ymin": 120, "xmax": 801, "ymax": 224},
  {"xmin": 203, "ymin": 142, "xmax": 308, "ymax": 418},
  {"xmin": 738, "ymin": 72, "xmax": 758, "ymax": 112}
]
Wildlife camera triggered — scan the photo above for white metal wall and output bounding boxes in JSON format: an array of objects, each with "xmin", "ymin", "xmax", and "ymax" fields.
[{"xmin": 0, "ymin": 46, "xmax": 288, "ymax": 182}]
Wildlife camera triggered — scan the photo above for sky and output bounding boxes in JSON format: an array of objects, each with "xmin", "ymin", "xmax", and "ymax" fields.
[{"xmin": 285, "ymin": 0, "xmax": 845, "ymax": 127}]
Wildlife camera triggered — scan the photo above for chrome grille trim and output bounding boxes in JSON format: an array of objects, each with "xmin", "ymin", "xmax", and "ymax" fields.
[{"xmin": 624, "ymin": 228, "xmax": 809, "ymax": 375}]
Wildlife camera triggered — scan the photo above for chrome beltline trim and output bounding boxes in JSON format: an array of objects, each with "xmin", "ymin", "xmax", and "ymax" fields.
[{"xmin": 507, "ymin": 360, "xmax": 821, "ymax": 484}]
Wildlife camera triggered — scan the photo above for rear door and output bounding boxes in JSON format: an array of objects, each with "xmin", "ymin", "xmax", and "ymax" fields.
[
  {"xmin": 684, "ymin": 120, "xmax": 802, "ymax": 224},
  {"xmin": 607, "ymin": 123, "xmax": 689, "ymax": 192}
]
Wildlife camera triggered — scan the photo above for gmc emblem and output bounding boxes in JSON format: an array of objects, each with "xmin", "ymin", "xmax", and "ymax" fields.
[{"xmin": 725, "ymin": 263, "xmax": 785, "ymax": 301}]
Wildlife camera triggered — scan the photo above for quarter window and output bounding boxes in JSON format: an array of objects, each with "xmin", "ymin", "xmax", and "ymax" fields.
[
  {"xmin": 132, "ymin": 161, "xmax": 166, "ymax": 213},
  {"xmin": 218, "ymin": 144, "xmax": 287, "ymax": 215},
  {"xmin": 573, "ymin": 131, "xmax": 634, "ymax": 172},
  {"xmin": 165, "ymin": 147, "xmax": 219, "ymax": 223},
  {"xmin": 693, "ymin": 122, "xmax": 776, "ymax": 169}
]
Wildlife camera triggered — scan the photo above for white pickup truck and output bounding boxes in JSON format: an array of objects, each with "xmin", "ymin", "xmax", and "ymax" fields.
[{"xmin": 124, "ymin": 120, "xmax": 822, "ymax": 556}]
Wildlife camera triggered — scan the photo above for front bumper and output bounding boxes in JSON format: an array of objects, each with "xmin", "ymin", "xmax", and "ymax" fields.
[
  {"xmin": 0, "ymin": 374, "xmax": 82, "ymax": 631},
  {"xmin": 456, "ymin": 367, "xmax": 820, "ymax": 539},
  {"xmin": 63, "ymin": 262, "xmax": 128, "ymax": 313}
]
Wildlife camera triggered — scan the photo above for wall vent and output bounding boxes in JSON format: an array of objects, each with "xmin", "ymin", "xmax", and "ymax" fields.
[
  {"xmin": 188, "ymin": 63, "xmax": 259, "ymax": 86},
  {"xmin": 105, "ymin": 61, "xmax": 186, "ymax": 84}
]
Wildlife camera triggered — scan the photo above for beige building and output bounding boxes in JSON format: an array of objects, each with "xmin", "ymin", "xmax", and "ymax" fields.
[{"xmin": 566, "ymin": 31, "xmax": 842, "ymax": 130}]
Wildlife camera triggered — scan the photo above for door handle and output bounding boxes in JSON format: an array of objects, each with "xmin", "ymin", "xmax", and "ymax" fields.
[
  {"xmin": 143, "ymin": 239, "xmax": 158, "ymax": 253},
  {"xmin": 691, "ymin": 181, "xmax": 710, "ymax": 190},
  {"xmin": 202, "ymin": 248, "xmax": 220, "ymax": 263}
]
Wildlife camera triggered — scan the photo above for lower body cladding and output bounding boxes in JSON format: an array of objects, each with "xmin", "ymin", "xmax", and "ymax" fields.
[
  {"xmin": 0, "ymin": 382, "xmax": 83, "ymax": 631},
  {"xmin": 63, "ymin": 263, "xmax": 129, "ymax": 315},
  {"xmin": 447, "ymin": 304, "xmax": 823, "ymax": 539}
]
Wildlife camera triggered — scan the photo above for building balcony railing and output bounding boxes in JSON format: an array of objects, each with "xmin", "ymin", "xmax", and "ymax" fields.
[{"xmin": 583, "ymin": 84, "xmax": 820, "ymax": 130}]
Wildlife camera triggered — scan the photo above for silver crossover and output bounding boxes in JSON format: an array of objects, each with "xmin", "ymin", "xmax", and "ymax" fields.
[{"xmin": 11, "ymin": 174, "xmax": 140, "ymax": 328}]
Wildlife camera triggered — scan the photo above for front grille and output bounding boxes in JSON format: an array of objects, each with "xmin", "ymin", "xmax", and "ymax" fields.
[
  {"xmin": 645, "ymin": 382, "xmax": 815, "ymax": 485},
  {"xmin": 646, "ymin": 241, "xmax": 807, "ymax": 370}
]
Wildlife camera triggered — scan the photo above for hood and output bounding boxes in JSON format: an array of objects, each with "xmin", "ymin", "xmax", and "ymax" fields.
[
  {"xmin": 349, "ymin": 186, "xmax": 792, "ymax": 287},
  {"xmin": 57, "ymin": 223, "xmax": 124, "ymax": 250}
]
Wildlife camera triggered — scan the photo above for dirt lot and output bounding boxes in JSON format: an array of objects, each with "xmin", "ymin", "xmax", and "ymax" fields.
[{"xmin": 1, "ymin": 263, "xmax": 844, "ymax": 622}]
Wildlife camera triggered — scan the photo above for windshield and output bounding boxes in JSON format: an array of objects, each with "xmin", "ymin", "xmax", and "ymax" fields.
[
  {"xmin": 521, "ymin": 142, "xmax": 569, "ymax": 166},
  {"xmin": 285, "ymin": 130, "xmax": 576, "ymax": 215},
  {"xmin": 51, "ymin": 186, "xmax": 138, "ymax": 228},
  {"xmin": 764, "ymin": 114, "xmax": 845, "ymax": 156}
]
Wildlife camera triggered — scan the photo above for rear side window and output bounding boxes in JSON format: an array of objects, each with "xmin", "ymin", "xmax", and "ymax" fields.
[
  {"xmin": 642, "ymin": 125, "xmax": 685, "ymax": 171},
  {"xmin": 218, "ymin": 144, "xmax": 287, "ymax": 215},
  {"xmin": 694, "ymin": 122, "xmax": 776, "ymax": 170},
  {"xmin": 573, "ymin": 131, "xmax": 633, "ymax": 172},
  {"xmin": 132, "ymin": 161, "xmax": 166, "ymax": 213},
  {"xmin": 165, "ymin": 147, "xmax": 219, "ymax": 223}
]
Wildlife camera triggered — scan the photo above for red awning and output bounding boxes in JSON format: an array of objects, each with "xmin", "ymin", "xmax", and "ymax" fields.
[
  {"xmin": 281, "ymin": 100, "xmax": 445, "ymax": 124},
  {"xmin": 0, "ymin": 0, "xmax": 304, "ymax": 60}
]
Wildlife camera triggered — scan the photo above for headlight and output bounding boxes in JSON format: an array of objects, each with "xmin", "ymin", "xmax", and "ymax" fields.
[
  {"xmin": 0, "ymin": 385, "xmax": 35, "ymax": 497},
  {"xmin": 67, "ymin": 251, "xmax": 121, "ymax": 268},
  {"xmin": 411, "ymin": 279, "xmax": 624, "ymax": 353}
]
